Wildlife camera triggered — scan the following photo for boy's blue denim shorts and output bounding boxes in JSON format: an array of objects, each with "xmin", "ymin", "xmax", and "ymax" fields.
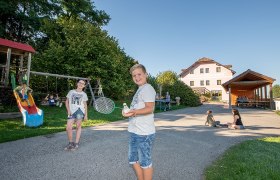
[
  {"xmin": 128, "ymin": 132, "xmax": 155, "ymax": 169},
  {"xmin": 68, "ymin": 108, "xmax": 84, "ymax": 120}
]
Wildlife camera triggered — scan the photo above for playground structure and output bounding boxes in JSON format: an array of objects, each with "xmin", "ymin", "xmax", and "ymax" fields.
[{"xmin": 0, "ymin": 38, "xmax": 103, "ymax": 126}]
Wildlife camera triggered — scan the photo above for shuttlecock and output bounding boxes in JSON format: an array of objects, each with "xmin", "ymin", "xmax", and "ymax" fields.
[{"xmin": 123, "ymin": 103, "xmax": 130, "ymax": 113}]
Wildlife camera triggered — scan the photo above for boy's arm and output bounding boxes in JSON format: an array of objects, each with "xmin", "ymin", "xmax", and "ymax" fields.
[
  {"xmin": 45, "ymin": 94, "xmax": 49, "ymax": 100},
  {"xmin": 14, "ymin": 86, "xmax": 20, "ymax": 92}
]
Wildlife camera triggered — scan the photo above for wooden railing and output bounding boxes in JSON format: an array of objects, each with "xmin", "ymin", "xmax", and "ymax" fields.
[{"xmin": 236, "ymin": 100, "xmax": 270, "ymax": 109}]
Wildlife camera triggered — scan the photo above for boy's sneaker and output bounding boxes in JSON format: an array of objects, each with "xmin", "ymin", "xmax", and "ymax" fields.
[{"xmin": 64, "ymin": 142, "xmax": 74, "ymax": 151}]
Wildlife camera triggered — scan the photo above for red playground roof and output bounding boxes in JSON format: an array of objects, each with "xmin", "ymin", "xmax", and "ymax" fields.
[{"xmin": 0, "ymin": 38, "xmax": 35, "ymax": 53}]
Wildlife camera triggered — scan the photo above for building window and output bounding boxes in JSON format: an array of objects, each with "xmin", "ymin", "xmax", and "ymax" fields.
[
  {"xmin": 190, "ymin": 81, "xmax": 194, "ymax": 86},
  {"xmin": 217, "ymin": 80, "xmax": 221, "ymax": 85},
  {"xmin": 200, "ymin": 68, "xmax": 204, "ymax": 74},
  {"xmin": 200, "ymin": 80, "xmax": 204, "ymax": 86},
  {"xmin": 206, "ymin": 80, "xmax": 210, "ymax": 86},
  {"xmin": 190, "ymin": 69, "xmax": 194, "ymax": 74},
  {"xmin": 216, "ymin": 67, "xmax": 221, "ymax": 72},
  {"xmin": 205, "ymin": 68, "xmax": 209, "ymax": 73}
]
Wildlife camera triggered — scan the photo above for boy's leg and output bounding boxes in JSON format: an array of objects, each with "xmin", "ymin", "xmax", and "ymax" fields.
[
  {"xmin": 132, "ymin": 163, "xmax": 153, "ymax": 180},
  {"xmin": 132, "ymin": 163, "xmax": 144, "ymax": 180},
  {"xmin": 143, "ymin": 167, "xmax": 153, "ymax": 180},
  {"xmin": 138, "ymin": 134, "xmax": 155, "ymax": 180},
  {"xmin": 129, "ymin": 133, "xmax": 143, "ymax": 179}
]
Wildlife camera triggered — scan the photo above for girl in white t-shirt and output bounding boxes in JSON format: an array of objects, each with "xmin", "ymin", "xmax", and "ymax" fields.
[{"xmin": 64, "ymin": 79, "xmax": 88, "ymax": 151}]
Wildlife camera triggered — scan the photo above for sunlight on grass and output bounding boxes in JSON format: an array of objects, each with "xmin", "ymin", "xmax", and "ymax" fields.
[
  {"xmin": 205, "ymin": 137, "xmax": 280, "ymax": 180},
  {"xmin": 0, "ymin": 104, "xmax": 188, "ymax": 143}
]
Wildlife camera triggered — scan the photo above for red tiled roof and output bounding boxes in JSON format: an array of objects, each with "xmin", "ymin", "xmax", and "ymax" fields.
[
  {"xmin": 180, "ymin": 57, "xmax": 236, "ymax": 77},
  {"xmin": 0, "ymin": 38, "xmax": 35, "ymax": 53}
]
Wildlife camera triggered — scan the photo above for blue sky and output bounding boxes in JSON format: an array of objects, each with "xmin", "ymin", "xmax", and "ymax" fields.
[{"xmin": 94, "ymin": 0, "xmax": 280, "ymax": 84}]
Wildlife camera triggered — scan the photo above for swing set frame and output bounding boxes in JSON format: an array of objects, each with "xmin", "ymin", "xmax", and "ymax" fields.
[{"xmin": 30, "ymin": 71, "xmax": 97, "ymax": 106}]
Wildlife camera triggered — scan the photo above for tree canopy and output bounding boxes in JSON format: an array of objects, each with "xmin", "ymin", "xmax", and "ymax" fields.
[
  {"xmin": 0, "ymin": 0, "xmax": 199, "ymax": 106},
  {"xmin": 155, "ymin": 71, "xmax": 200, "ymax": 106},
  {"xmin": 273, "ymin": 84, "xmax": 280, "ymax": 98}
]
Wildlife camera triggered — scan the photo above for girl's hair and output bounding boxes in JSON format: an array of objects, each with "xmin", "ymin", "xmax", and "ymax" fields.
[
  {"xmin": 232, "ymin": 108, "xmax": 241, "ymax": 117},
  {"xmin": 130, "ymin": 64, "xmax": 147, "ymax": 74},
  {"xmin": 77, "ymin": 79, "xmax": 87, "ymax": 85},
  {"xmin": 208, "ymin": 110, "xmax": 212, "ymax": 113}
]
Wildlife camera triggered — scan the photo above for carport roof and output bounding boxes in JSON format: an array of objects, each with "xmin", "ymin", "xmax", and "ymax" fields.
[{"xmin": 222, "ymin": 69, "xmax": 275, "ymax": 91}]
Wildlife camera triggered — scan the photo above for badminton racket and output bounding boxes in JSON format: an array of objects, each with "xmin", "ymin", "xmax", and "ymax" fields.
[{"xmin": 94, "ymin": 97, "xmax": 129, "ymax": 114}]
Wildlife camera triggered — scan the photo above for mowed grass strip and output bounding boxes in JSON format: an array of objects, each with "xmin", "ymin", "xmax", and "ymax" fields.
[
  {"xmin": 0, "ymin": 103, "xmax": 187, "ymax": 143},
  {"xmin": 205, "ymin": 137, "xmax": 280, "ymax": 180},
  {"xmin": 0, "ymin": 103, "xmax": 123, "ymax": 143}
]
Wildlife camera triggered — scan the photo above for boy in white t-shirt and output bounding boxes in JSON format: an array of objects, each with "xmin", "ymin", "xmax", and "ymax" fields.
[
  {"xmin": 122, "ymin": 64, "xmax": 156, "ymax": 180},
  {"xmin": 64, "ymin": 79, "xmax": 88, "ymax": 151}
]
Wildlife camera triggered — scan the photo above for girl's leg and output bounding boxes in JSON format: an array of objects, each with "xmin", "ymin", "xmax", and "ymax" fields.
[
  {"xmin": 66, "ymin": 120, "xmax": 74, "ymax": 142},
  {"xmin": 75, "ymin": 120, "xmax": 82, "ymax": 144}
]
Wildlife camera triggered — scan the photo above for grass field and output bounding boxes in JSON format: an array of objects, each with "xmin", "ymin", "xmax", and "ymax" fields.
[
  {"xmin": 0, "ymin": 103, "xmax": 186, "ymax": 143},
  {"xmin": 205, "ymin": 137, "xmax": 280, "ymax": 180}
]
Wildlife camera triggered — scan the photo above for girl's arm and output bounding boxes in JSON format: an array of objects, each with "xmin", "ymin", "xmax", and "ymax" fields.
[
  {"xmin": 233, "ymin": 115, "xmax": 238, "ymax": 125},
  {"xmin": 65, "ymin": 98, "xmax": 71, "ymax": 116},
  {"xmin": 83, "ymin": 101, "xmax": 88, "ymax": 121}
]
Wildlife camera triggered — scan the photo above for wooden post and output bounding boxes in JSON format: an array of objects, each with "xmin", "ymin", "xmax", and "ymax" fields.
[
  {"xmin": 5, "ymin": 48, "xmax": 11, "ymax": 86},
  {"xmin": 26, "ymin": 53, "xmax": 32, "ymax": 86},
  {"xmin": 260, "ymin": 86, "xmax": 263, "ymax": 101},
  {"xmin": 228, "ymin": 86, "xmax": 232, "ymax": 109},
  {"xmin": 20, "ymin": 55, "xmax": 23, "ymax": 70},
  {"xmin": 269, "ymin": 84, "xmax": 273, "ymax": 109},
  {"xmin": 264, "ymin": 85, "xmax": 268, "ymax": 100}
]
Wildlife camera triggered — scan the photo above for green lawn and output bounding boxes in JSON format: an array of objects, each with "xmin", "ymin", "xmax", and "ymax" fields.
[
  {"xmin": 205, "ymin": 137, "xmax": 280, "ymax": 180},
  {"xmin": 0, "ymin": 103, "xmax": 186, "ymax": 143}
]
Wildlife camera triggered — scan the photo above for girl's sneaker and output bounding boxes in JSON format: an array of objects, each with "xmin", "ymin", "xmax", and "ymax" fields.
[{"xmin": 64, "ymin": 142, "xmax": 74, "ymax": 151}]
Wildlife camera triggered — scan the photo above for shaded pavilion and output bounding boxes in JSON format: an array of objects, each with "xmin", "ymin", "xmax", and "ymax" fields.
[{"xmin": 222, "ymin": 69, "xmax": 275, "ymax": 109}]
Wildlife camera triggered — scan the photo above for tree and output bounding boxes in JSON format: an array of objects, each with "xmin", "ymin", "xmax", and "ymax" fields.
[
  {"xmin": 0, "ymin": 0, "xmax": 61, "ymax": 43},
  {"xmin": 31, "ymin": 18, "xmax": 136, "ymax": 99},
  {"xmin": 155, "ymin": 71, "xmax": 200, "ymax": 106},
  {"xmin": 0, "ymin": 0, "xmax": 110, "ymax": 44},
  {"xmin": 156, "ymin": 70, "xmax": 178, "ymax": 86},
  {"xmin": 273, "ymin": 84, "xmax": 280, "ymax": 98}
]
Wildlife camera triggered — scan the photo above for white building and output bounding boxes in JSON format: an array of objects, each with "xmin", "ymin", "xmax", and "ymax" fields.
[{"xmin": 179, "ymin": 57, "xmax": 235, "ymax": 102}]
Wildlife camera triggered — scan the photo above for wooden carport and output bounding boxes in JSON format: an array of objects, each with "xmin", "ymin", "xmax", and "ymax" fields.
[{"xmin": 222, "ymin": 69, "xmax": 275, "ymax": 109}]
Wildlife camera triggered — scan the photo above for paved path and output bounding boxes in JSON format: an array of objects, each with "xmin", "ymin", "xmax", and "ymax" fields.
[{"xmin": 1, "ymin": 103, "xmax": 280, "ymax": 180}]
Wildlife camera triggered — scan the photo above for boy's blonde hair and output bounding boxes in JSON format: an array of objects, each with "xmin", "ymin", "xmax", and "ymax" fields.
[{"xmin": 130, "ymin": 64, "xmax": 147, "ymax": 74}]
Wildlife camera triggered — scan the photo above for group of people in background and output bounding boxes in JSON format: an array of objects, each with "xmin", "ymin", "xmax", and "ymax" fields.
[
  {"xmin": 44, "ymin": 93, "xmax": 63, "ymax": 107},
  {"xmin": 205, "ymin": 109, "xmax": 245, "ymax": 129}
]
